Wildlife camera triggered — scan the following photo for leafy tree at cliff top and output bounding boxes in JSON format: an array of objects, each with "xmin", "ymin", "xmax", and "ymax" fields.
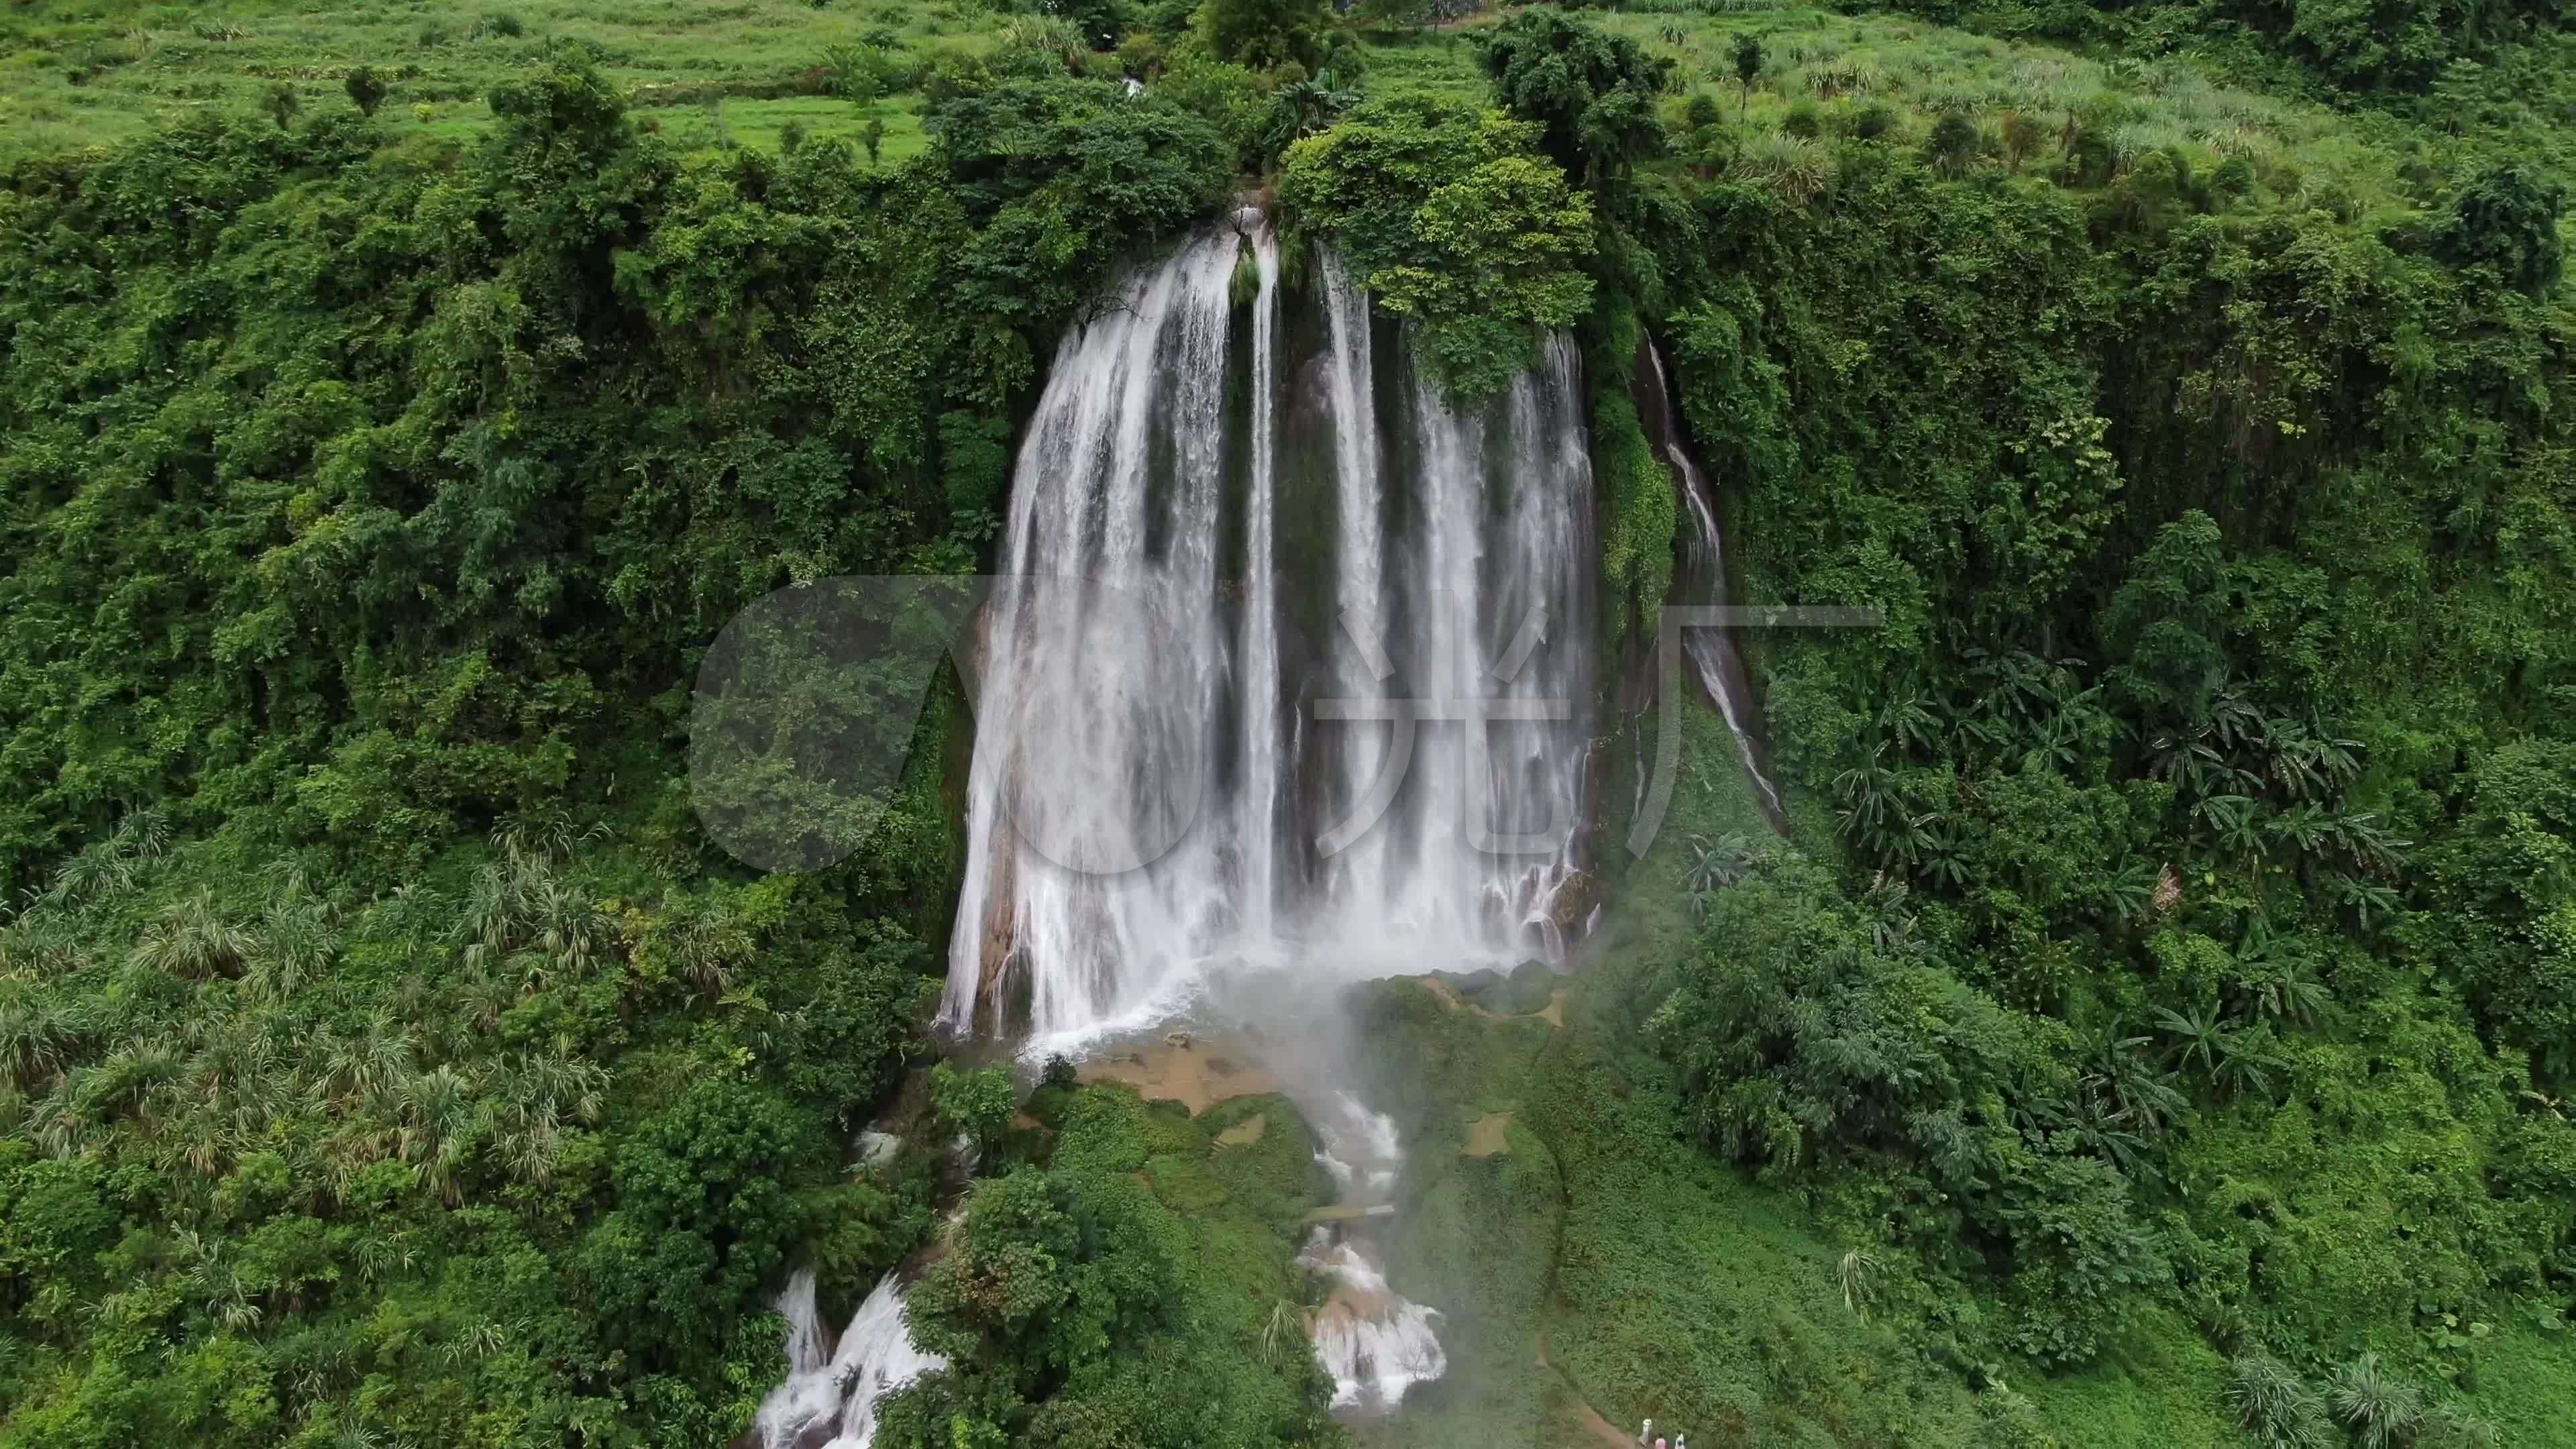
[
  {"xmin": 1197, "ymin": 0, "xmax": 1335, "ymax": 72},
  {"xmin": 1281, "ymin": 96, "xmax": 1595, "ymax": 398},
  {"xmin": 1477, "ymin": 8, "xmax": 1670, "ymax": 192}
]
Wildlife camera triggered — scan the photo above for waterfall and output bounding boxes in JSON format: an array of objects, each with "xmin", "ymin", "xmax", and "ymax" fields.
[
  {"xmin": 941, "ymin": 222, "xmax": 1597, "ymax": 1056},
  {"xmin": 1240, "ymin": 209, "xmax": 1285, "ymax": 944},
  {"xmin": 1300, "ymin": 1093, "xmax": 1447, "ymax": 1410},
  {"xmin": 755, "ymin": 1271, "xmax": 947, "ymax": 1449},
  {"xmin": 1303, "ymin": 1238, "xmax": 1449, "ymax": 1409},
  {"xmin": 1635, "ymin": 339, "xmax": 1786, "ymax": 826}
]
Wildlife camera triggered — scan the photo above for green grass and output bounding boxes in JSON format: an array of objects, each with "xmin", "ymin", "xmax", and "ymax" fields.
[
  {"xmin": 1, "ymin": 0, "xmax": 2477, "ymax": 213},
  {"xmin": 1368, "ymin": 3, "xmax": 2455, "ymax": 227},
  {"xmin": 2022, "ymin": 1306, "xmax": 2238, "ymax": 1449},
  {"xmin": 649, "ymin": 95, "xmax": 931, "ymax": 162},
  {"xmin": 0, "ymin": 0, "xmax": 995, "ymax": 163},
  {"xmin": 2451, "ymin": 1322, "xmax": 2576, "ymax": 1444}
]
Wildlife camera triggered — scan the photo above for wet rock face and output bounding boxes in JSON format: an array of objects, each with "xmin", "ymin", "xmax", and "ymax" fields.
[{"xmin": 1547, "ymin": 868, "xmax": 1603, "ymax": 934}]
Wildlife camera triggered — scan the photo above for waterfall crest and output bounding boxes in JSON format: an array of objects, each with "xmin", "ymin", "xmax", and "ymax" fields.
[{"xmin": 941, "ymin": 223, "xmax": 1598, "ymax": 1057}]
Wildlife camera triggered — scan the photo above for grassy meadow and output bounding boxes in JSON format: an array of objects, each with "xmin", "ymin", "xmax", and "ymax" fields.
[
  {"xmin": 0, "ymin": 0, "xmax": 2489, "ymax": 227},
  {"xmin": 0, "ymin": 0, "xmax": 983, "ymax": 161}
]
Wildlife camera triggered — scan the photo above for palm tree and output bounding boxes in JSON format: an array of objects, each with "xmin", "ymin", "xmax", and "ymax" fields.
[
  {"xmin": 250, "ymin": 871, "xmax": 339, "ymax": 1002},
  {"xmin": 1685, "ymin": 831, "xmax": 1762, "ymax": 912},
  {"xmin": 2327, "ymin": 871, "xmax": 2402, "ymax": 931},
  {"xmin": 44, "ymin": 848, "xmax": 134, "ymax": 907},
  {"xmin": 2023, "ymin": 1093, "xmax": 2153, "ymax": 1176},
  {"xmin": 1860, "ymin": 874, "xmax": 1919, "ymax": 956},
  {"xmin": 1834, "ymin": 746, "xmax": 1899, "ymax": 839},
  {"xmin": 673, "ymin": 912, "xmax": 751, "ymax": 996},
  {"xmin": 2102, "ymin": 859, "xmax": 2159, "ymax": 923},
  {"xmin": 396, "ymin": 1063, "xmax": 484, "ymax": 1205},
  {"xmin": 1914, "ymin": 817, "xmax": 1969, "ymax": 890},
  {"xmin": 492, "ymin": 808, "xmax": 603, "ymax": 866},
  {"xmin": 1262, "ymin": 70, "xmax": 1359, "ymax": 153},
  {"xmin": 459, "ymin": 859, "xmax": 531, "ymax": 973},
  {"xmin": 319, "ymin": 1017, "xmax": 417, "ymax": 1112},
  {"xmin": 132, "ymin": 892, "xmax": 256, "ymax": 979},
  {"xmin": 526, "ymin": 878, "xmax": 605, "ymax": 981},
  {"xmin": 2082, "ymin": 1033, "xmax": 2186, "ymax": 1134},
  {"xmin": 1874, "ymin": 692, "xmax": 1942, "ymax": 757},
  {"xmin": 2329, "ymin": 1352, "xmax": 2424, "ymax": 1449},
  {"xmin": 2226, "ymin": 1350, "xmax": 2331, "ymax": 1448},
  {"xmin": 28, "ymin": 1076, "xmax": 96, "ymax": 1157},
  {"xmin": 1837, "ymin": 1248, "xmax": 1881, "ymax": 1320},
  {"xmin": 80, "ymin": 1034, "xmax": 180, "ymax": 1126},
  {"xmin": 2324, "ymin": 810, "xmax": 2408, "ymax": 875},
  {"xmin": 1260, "ymin": 1299, "xmax": 1305, "ymax": 1364},
  {"xmin": 0, "ymin": 993, "xmax": 81, "ymax": 1091},
  {"xmin": 2154, "ymin": 1000, "xmax": 2226, "ymax": 1076},
  {"xmin": 2212, "ymin": 1040, "xmax": 2277, "ymax": 1101}
]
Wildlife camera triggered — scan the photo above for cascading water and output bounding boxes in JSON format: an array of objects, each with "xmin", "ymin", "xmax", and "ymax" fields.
[
  {"xmin": 1301, "ymin": 1093, "xmax": 1447, "ymax": 1409},
  {"xmin": 940, "ymin": 217, "xmax": 1597, "ymax": 1056},
  {"xmin": 1635, "ymin": 339, "xmax": 1786, "ymax": 827},
  {"xmin": 755, "ymin": 1271, "xmax": 947, "ymax": 1449}
]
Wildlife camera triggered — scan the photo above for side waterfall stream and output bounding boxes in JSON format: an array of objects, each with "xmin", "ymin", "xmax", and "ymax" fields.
[{"xmin": 1635, "ymin": 338, "xmax": 1786, "ymax": 828}]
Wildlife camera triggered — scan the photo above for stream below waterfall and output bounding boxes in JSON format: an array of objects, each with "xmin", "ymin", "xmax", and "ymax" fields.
[
  {"xmin": 753, "ymin": 1269, "xmax": 947, "ymax": 1449},
  {"xmin": 1302, "ymin": 1091, "xmax": 1448, "ymax": 1412}
]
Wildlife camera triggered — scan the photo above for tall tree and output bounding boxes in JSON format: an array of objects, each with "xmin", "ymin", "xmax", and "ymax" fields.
[
  {"xmin": 1479, "ymin": 9, "xmax": 1670, "ymax": 189},
  {"xmin": 1197, "ymin": 0, "xmax": 1332, "ymax": 71}
]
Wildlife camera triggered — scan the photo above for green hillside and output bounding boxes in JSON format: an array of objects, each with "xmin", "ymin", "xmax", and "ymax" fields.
[{"xmin": 2, "ymin": 2, "xmax": 2571, "ymax": 1448}]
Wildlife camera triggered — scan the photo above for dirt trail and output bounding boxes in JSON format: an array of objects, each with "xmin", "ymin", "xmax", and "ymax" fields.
[
  {"xmin": 1535, "ymin": 987, "xmax": 1568, "ymax": 1027},
  {"xmin": 1539, "ymin": 1328, "xmax": 1638, "ymax": 1449}
]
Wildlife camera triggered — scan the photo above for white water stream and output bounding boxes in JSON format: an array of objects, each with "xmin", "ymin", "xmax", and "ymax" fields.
[
  {"xmin": 755, "ymin": 1270, "xmax": 947, "ymax": 1449},
  {"xmin": 1302, "ymin": 1092, "xmax": 1447, "ymax": 1409},
  {"xmin": 1638, "ymin": 339, "xmax": 1785, "ymax": 824}
]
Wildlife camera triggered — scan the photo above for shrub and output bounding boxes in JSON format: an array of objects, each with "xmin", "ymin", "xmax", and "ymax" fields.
[
  {"xmin": 344, "ymin": 64, "xmax": 388, "ymax": 117},
  {"xmin": 2000, "ymin": 109, "xmax": 2048, "ymax": 170},
  {"xmin": 1923, "ymin": 113, "xmax": 1982, "ymax": 177},
  {"xmin": 2329, "ymin": 1353, "xmax": 2424, "ymax": 1449},
  {"xmin": 2432, "ymin": 162, "xmax": 2566, "ymax": 296},
  {"xmin": 2226, "ymin": 1351, "xmax": 2332, "ymax": 1449}
]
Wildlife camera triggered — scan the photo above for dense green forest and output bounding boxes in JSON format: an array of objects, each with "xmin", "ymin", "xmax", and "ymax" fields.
[{"xmin": 3, "ymin": 1, "xmax": 2572, "ymax": 1446}]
